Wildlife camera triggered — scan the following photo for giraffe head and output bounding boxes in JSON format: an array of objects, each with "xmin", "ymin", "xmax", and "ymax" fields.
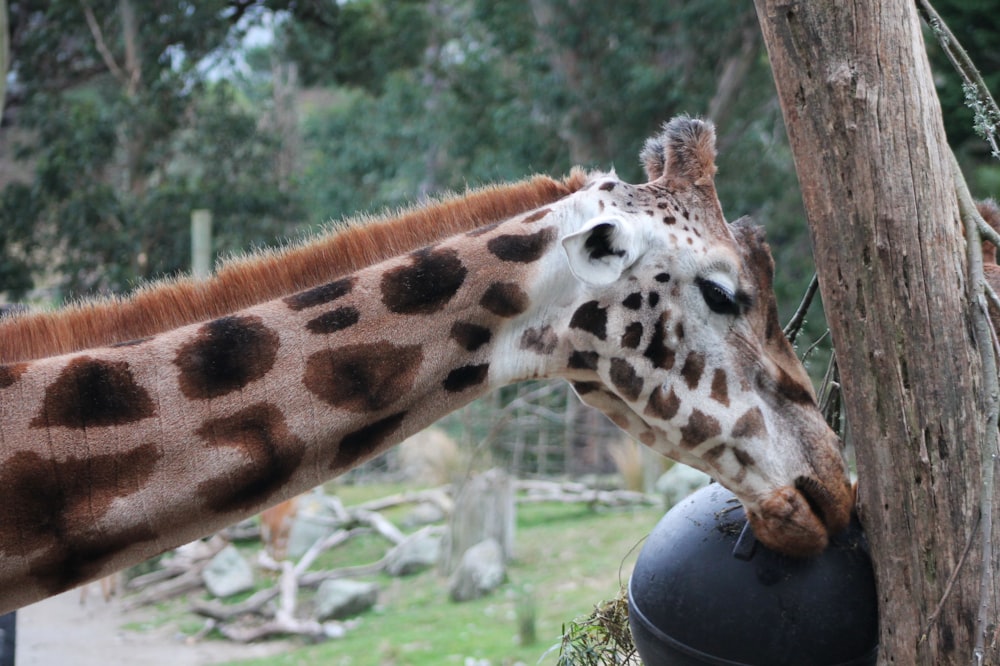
[{"xmin": 557, "ymin": 118, "xmax": 852, "ymax": 556}]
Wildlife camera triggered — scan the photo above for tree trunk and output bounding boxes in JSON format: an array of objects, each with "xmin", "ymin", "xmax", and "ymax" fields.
[
  {"xmin": 0, "ymin": 0, "xmax": 8, "ymax": 124},
  {"xmin": 753, "ymin": 1, "xmax": 1000, "ymax": 664},
  {"xmin": 440, "ymin": 469, "xmax": 515, "ymax": 575}
]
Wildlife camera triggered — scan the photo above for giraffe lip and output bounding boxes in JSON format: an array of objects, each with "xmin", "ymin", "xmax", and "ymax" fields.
[{"xmin": 747, "ymin": 479, "xmax": 853, "ymax": 558}]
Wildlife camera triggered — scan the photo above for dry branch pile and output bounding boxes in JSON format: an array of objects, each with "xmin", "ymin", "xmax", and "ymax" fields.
[{"xmin": 118, "ymin": 478, "xmax": 658, "ymax": 644}]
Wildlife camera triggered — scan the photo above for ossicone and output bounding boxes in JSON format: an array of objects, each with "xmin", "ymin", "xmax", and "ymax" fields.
[{"xmin": 640, "ymin": 116, "xmax": 718, "ymax": 189}]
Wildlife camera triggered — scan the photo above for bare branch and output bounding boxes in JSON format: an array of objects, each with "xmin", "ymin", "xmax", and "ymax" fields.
[
  {"xmin": 79, "ymin": 1, "xmax": 127, "ymax": 86},
  {"xmin": 191, "ymin": 587, "xmax": 279, "ymax": 621},
  {"xmin": 118, "ymin": 0, "xmax": 141, "ymax": 95},
  {"xmin": 783, "ymin": 273, "xmax": 819, "ymax": 345},
  {"xmin": 977, "ymin": 216, "xmax": 1000, "ymax": 254},
  {"xmin": 952, "ymin": 150, "xmax": 999, "ymax": 663}
]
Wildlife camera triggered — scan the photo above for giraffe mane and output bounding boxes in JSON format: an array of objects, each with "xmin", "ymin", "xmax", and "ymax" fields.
[{"xmin": 0, "ymin": 170, "xmax": 589, "ymax": 363}]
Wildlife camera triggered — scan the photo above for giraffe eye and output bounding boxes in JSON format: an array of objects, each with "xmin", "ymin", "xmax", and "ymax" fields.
[{"xmin": 696, "ymin": 277, "xmax": 743, "ymax": 316}]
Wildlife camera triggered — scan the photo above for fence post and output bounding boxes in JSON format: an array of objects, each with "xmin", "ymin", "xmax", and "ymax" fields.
[{"xmin": 191, "ymin": 209, "xmax": 213, "ymax": 278}]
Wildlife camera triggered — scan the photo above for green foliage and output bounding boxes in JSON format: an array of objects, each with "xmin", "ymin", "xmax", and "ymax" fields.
[
  {"xmin": 2, "ymin": 0, "xmax": 990, "ymax": 339},
  {"xmin": 276, "ymin": 0, "xmax": 431, "ymax": 91},
  {"xmin": 0, "ymin": 1, "xmax": 300, "ymax": 300}
]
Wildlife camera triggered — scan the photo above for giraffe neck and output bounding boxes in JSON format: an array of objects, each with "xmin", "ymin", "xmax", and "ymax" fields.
[
  {"xmin": 0, "ymin": 116, "xmax": 858, "ymax": 612},
  {"xmin": 0, "ymin": 199, "xmax": 582, "ymax": 612}
]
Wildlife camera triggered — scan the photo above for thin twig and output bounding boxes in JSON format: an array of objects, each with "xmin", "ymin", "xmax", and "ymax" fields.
[
  {"xmin": 917, "ymin": 0, "xmax": 1000, "ymax": 158},
  {"xmin": 783, "ymin": 273, "xmax": 819, "ymax": 344},
  {"xmin": 919, "ymin": 512, "xmax": 981, "ymax": 645},
  {"xmin": 952, "ymin": 150, "xmax": 999, "ymax": 664},
  {"xmin": 801, "ymin": 327, "xmax": 830, "ymax": 365},
  {"xmin": 986, "ymin": 282, "xmax": 1000, "ymax": 329}
]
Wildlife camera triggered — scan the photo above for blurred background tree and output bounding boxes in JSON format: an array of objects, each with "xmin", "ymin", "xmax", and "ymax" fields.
[
  {"xmin": 0, "ymin": 0, "xmax": 994, "ymax": 476},
  {"xmin": 1, "ymin": 0, "xmax": 301, "ymax": 299}
]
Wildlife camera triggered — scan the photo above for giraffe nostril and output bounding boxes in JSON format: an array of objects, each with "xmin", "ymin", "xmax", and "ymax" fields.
[{"xmin": 794, "ymin": 476, "xmax": 830, "ymax": 530}]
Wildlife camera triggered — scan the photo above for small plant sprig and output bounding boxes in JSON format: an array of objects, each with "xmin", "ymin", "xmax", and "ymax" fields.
[{"xmin": 546, "ymin": 588, "xmax": 639, "ymax": 666}]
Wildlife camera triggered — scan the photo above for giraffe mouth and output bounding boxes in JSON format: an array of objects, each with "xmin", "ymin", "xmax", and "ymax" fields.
[{"xmin": 745, "ymin": 476, "xmax": 853, "ymax": 557}]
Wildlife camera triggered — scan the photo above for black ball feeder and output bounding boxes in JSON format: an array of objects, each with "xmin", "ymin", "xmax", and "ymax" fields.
[{"xmin": 628, "ymin": 484, "xmax": 878, "ymax": 666}]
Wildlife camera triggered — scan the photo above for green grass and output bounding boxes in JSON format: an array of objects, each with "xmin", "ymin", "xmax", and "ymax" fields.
[{"xmin": 130, "ymin": 484, "xmax": 662, "ymax": 666}]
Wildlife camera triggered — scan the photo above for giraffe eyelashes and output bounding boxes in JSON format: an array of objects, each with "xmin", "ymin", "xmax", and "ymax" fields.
[{"xmin": 696, "ymin": 277, "xmax": 749, "ymax": 316}]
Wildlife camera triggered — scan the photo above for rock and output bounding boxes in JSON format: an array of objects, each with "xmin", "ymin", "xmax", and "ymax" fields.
[
  {"xmin": 398, "ymin": 427, "xmax": 462, "ymax": 484},
  {"xmin": 655, "ymin": 464, "xmax": 712, "ymax": 507},
  {"xmin": 315, "ymin": 580, "xmax": 379, "ymax": 620},
  {"xmin": 202, "ymin": 544, "xmax": 254, "ymax": 598},
  {"xmin": 448, "ymin": 538, "xmax": 506, "ymax": 602},
  {"xmin": 402, "ymin": 501, "xmax": 446, "ymax": 529},
  {"xmin": 287, "ymin": 492, "xmax": 337, "ymax": 558},
  {"xmin": 384, "ymin": 526, "xmax": 444, "ymax": 576}
]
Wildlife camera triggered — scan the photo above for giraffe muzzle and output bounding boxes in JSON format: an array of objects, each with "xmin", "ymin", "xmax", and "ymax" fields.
[{"xmin": 746, "ymin": 476, "xmax": 854, "ymax": 558}]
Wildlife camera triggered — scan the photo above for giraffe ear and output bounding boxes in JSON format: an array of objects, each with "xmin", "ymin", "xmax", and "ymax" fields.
[{"xmin": 562, "ymin": 216, "xmax": 644, "ymax": 286}]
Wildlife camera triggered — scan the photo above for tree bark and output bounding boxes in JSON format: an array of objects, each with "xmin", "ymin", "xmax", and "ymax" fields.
[
  {"xmin": 440, "ymin": 469, "xmax": 515, "ymax": 575},
  {"xmin": 753, "ymin": 1, "xmax": 1000, "ymax": 664}
]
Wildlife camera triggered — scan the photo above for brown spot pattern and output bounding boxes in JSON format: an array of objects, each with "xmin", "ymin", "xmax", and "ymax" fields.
[
  {"xmin": 568, "ymin": 351, "xmax": 599, "ymax": 371},
  {"xmin": 0, "ymin": 362, "xmax": 27, "ymax": 389},
  {"xmin": 773, "ymin": 366, "xmax": 816, "ymax": 405},
  {"xmin": 443, "ymin": 363, "xmax": 490, "ymax": 392},
  {"xmin": 486, "ymin": 227, "xmax": 555, "ymax": 263},
  {"xmin": 31, "ymin": 356, "xmax": 155, "ymax": 429},
  {"xmin": 621, "ymin": 322, "xmax": 643, "ymax": 349},
  {"xmin": 174, "ymin": 315, "xmax": 279, "ymax": 400},
  {"xmin": 645, "ymin": 385, "xmax": 680, "ymax": 420},
  {"xmin": 305, "ymin": 342, "xmax": 423, "ymax": 412},
  {"xmin": 680, "ymin": 351, "xmax": 705, "ymax": 390},
  {"xmin": 572, "ymin": 381, "xmax": 601, "ymax": 395},
  {"xmin": 380, "ymin": 247, "xmax": 467, "ymax": 315},
  {"xmin": 643, "ymin": 316, "xmax": 676, "ymax": 370},
  {"xmin": 480, "ymin": 282, "xmax": 529, "ymax": 317},
  {"xmin": 0, "ymin": 445, "xmax": 160, "ymax": 593},
  {"xmin": 710, "ymin": 368, "xmax": 729, "ymax": 406},
  {"xmin": 306, "ymin": 306, "xmax": 361, "ymax": 335},
  {"xmin": 622, "ymin": 293, "xmax": 643, "ymax": 310},
  {"xmin": 733, "ymin": 448, "xmax": 757, "ymax": 468},
  {"xmin": 569, "ymin": 301, "xmax": 607, "ymax": 340},
  {"xmin": 109, "ymin": 337, "xmax": 152, "ymax": 348},
  {"xmin": 732, "ymin": 407, "xmax": 767, "ymax": 440},
  {"xmin": 466, "ymin": 222, "xmax": 501, "ymax": 238},
  {"xmin": 680, "ymin": 409, "xmax": 721, "ymax": 449},
  {"xmin": 284, "ymin": 277, "xmax": 355, "ymax": 311},
  {"xmin": 521, "ymin": 326, "xmax": 558, "ymax": 354},
  {"xmin": 522, "ymin": 208, "xmax": 552, "ymax": 224},
  {"xmin": 195, "ymin": 403, "xmax": 306, "ymax": 513},
  {"xmin": 703, "ymin": 443, "xmax": 726, "ymax": 464},
  {"xmin": 450, "ymin": 322, "xmax": 492, "ymax": 351},
  {"xmin": 609, "ymin": 358, "xmax": 642, "ymax": 401},
  {"xmin": 334, "ymin": 411, "xmax": 408, "ymax": 470}
]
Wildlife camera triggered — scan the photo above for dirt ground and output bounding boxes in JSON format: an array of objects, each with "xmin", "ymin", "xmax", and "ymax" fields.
[{"xmin": 16, "ymin": 585, "xmax": 292, "ymax": 666}]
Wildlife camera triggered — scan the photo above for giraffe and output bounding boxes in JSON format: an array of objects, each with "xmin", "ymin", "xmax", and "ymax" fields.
[
  {"xmin": 979, "ymin": 199, "xmax": 1000, "ymax": 328},
  {"xmin": 0, "ymin": 117, "xmax": 853, "ymax": 614}
]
